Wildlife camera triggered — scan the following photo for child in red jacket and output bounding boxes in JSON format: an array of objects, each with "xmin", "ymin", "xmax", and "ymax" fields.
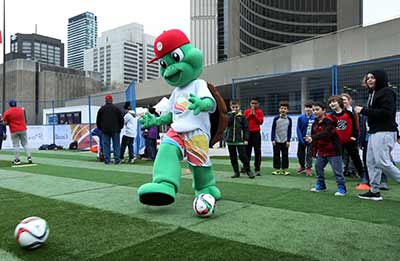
[{"xmin": 304, "ymin": 101, "xmax": 346, "ymax": 196}]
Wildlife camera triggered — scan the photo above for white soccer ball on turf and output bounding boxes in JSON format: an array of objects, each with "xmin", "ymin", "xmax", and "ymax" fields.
[
  {"xmin": 193, "ymin": 193, "xmax": 216, "ymax": 218},
  {"xmin": 15, "ymin": 216, "xmax": 49, "ymax": 249}
]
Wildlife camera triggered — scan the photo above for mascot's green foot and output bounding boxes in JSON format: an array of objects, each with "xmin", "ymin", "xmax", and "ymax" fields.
[
  {"xmin": 138, "ymin": 182, "xmax": 176, "ymax": 206},
  {"xmin": 195, "ymin": 186, "xmax": 221, "ymax": 201}
]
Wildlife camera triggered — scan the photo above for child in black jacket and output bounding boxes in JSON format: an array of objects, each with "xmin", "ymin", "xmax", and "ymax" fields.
[{"xmin": 224, "ymin": 100, "xmax": 255, "ymax": 179}]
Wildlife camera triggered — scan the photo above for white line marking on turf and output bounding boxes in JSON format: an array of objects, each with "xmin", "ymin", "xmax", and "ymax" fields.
[{"xmin": 11, "ymin": 164, "xmax": 38, "ymax": 168}]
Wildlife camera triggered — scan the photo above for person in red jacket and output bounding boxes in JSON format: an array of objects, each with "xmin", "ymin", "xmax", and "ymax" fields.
[
  {"xmin": 2, "ymin": 100, "xmax": 32, "ymax": 165},
  {"xmin": 243, "ymin": 98, "xmax": 264, "ymax": 176},
  {"xmin": 327, "ymin": 95, "xmax": 363, "ymax": 180},
  {"xmin": 304, "ymin": 101, "xmax": 346, "ymax": 196}
]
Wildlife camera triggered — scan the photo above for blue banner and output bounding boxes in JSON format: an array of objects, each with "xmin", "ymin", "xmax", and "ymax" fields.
[
  {"xmin": 125, "ymin": 80, "xmax": 136, "ymax": 112},
  {"xmin": 125, "ymin": 80, "xmax": 144, "ymax": 156}
]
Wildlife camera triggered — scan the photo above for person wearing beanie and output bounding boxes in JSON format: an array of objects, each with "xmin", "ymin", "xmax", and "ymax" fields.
[
  {"xmin": 96, "ymin": 94, "xmax": 124, "ymax": 164},
  {"xmin": 355, "ymin": 70, "xmax": 400, "ymax": 201},
  {"xmin": 2, "ymin": 100, "xmax": 32, "ymax": 165}
]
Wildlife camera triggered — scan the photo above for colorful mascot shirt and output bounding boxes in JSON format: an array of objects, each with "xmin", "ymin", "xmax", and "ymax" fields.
[{"xmin": 168, "ymin": 79, "xmax": 216, "ymax": 136}]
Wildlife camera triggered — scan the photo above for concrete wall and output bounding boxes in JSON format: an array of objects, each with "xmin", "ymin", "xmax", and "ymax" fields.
[{"xmin": 0, "ymin": 59, "xmax": 103, "ymax": 124}]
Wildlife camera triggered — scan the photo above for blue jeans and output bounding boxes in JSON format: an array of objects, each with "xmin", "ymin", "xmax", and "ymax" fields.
[
  {"xmin": 315, "ymin": 156, "xmax": 345, "ymax": 187},
  {"xmin": 103, "ymin": 132, "xmax": 121, "ymax": 163}
]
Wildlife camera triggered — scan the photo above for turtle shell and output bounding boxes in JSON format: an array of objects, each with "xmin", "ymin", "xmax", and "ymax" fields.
[{"xmin": 208, "ymin": 82, "xmax": 228, "ymax": 147}]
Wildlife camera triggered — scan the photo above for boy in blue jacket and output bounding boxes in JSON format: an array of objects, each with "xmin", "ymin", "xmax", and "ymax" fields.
[
  {"xmin": 225, "ymin": 100, "xmax": 255, "ymax": 179},
  {"xmin": 296, "ymin": 102, "xmax": 315, "ymax": 176}
]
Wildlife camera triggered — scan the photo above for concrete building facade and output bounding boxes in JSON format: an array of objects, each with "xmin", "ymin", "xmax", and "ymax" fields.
[
  {"xmin": 0, "ymin": 59, "xmax": 102, "ymax": 124},
  {"xmin": 190, "ymin": 0, "xmax": 218, "ymax": 66},
  {"xmin": 215, "ymin": 0, "xmax": 362, "ymax": 61},
  {"xmin": 10, "ymin": 33, "xmax": 64, "ymax": 67},
  {"xmin": 84, "ymin": 23, "xmax": 159, "ymax": 90},
  {"xmin": 68, "ymin": 12, "xmax": 98, "ymax": 70}
]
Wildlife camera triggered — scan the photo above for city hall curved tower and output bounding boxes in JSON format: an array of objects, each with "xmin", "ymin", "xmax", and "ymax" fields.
[{"xmin": 215, "ymin": 0, "xmax": 362, "ymax": 61}]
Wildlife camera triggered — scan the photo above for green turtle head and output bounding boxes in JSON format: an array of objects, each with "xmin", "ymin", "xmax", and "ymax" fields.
[{"xmin": 158, "ymin": 43, "xmax": 203, "ymax": 87}]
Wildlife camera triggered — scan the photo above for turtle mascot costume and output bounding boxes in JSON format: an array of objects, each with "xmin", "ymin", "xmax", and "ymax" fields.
[{"xmin": 138, "ymin": 29, "xmax": 227, "ymax": 206}]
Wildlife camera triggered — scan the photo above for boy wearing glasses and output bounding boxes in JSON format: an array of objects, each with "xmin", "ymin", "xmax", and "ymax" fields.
[
  {"xmin": 244, "ymin": 98, "xmax": 264, "ymax": 176},
  {"xmin": 225, "ymin": 100, "xmax": 255, "ymax": 178}
]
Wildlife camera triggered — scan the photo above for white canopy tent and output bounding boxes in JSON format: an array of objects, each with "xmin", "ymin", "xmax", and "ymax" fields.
[{"xmin": 153, "ymin": 97, "xmax": 170, "ymax": 114}]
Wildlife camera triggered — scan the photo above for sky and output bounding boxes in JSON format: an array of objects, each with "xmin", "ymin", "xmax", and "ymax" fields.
[
  {"xmin": 1, "ymin": 0, "xmax": 400, "ymax": 59},
  {"xmin": 0, "ymin": 0, "xmax": 191, "ymax": 57}
]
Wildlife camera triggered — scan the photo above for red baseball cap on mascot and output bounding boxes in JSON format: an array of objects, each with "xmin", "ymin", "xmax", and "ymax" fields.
[{"xmin": 148, "ymin": 29, "xmax": 190, "ymax": 64}]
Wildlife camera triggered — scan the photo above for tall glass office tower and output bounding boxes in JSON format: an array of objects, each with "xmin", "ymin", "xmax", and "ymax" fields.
[{"xmin": 67, "ymin": 12, "xmax": 98, "ymax": 70}]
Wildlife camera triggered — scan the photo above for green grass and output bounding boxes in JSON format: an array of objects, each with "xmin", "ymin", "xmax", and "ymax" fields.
[{"xmin": 0, "ymin": 150, "xmax": 400, "ymax": 260}]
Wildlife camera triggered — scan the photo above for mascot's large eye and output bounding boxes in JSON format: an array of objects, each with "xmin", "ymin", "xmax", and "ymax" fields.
[
  {"xmin": 159, "ymin": 59, "xmax": 167, "ymax": 69},
  {"xmin": 171, "ymin": 48, "xmax": 184, "ymax": 62}
]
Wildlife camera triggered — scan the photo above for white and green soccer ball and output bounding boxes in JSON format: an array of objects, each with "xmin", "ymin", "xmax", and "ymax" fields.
[{"xmin": 193, "ymin": 193, "xmax": 216, "ymax": 218}]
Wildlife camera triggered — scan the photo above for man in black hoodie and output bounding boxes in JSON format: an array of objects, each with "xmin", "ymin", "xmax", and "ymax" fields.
[
  {"xmin": 355, "ymin": 70, "xmax": 400, "ymax": 201},
  {"xmin": 96, "ymin": 94, "xmax": 124, "ymax": 165}
]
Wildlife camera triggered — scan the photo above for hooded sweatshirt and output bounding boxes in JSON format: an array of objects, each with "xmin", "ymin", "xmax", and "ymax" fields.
[{"xmin": 360, "ymin": 70, "xmax": 398, "ymax": 134}]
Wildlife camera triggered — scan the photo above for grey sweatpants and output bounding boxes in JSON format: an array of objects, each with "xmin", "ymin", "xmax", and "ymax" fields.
[
  {"xmin": 367, "ymin": 131, "xmax": 400, "ymax": 192},
  {"xmin": 11, "ymin": 130, "xmax": 31, "ymax": 160}
]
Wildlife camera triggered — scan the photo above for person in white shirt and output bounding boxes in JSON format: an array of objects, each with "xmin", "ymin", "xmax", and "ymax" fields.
[{"xmin": 120, "ymin": 102, "xmax": 137, "ymax": 163}]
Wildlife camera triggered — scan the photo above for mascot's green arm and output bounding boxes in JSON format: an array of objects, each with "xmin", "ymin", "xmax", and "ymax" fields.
[
  {"xmin": 188, "ymin": 94, "xmax": 215, "ymax": 116},
  {"xmin": 140, "ymin": 112, "xmax": 173, "ymax": 129}
]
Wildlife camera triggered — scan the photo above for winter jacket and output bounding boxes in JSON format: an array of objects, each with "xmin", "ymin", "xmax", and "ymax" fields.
[
  {"xmin": 311, "ymin": 116, "xmax": 342, "ymax": 157},
  {"xmin": 224, "ymin": 111, "xmax": 249, "ymax": 145},
  {"xmin": 327, "ymin": 110, "xmax": 358, "ymax": 144},
  {"xmin": 360, "ymin": 70, "xmax": 398, "ymax": 133},
  {"xmin": 358, "ymin": 114, "xmax": 368, "ymax": 149},
  {"xmin": 297, "ymin": 113, "xmax": 315, "ymax": 145},
  {"xmin": 3, "ymin": 107, "xmax": 27, "ymax": 133},
  {"xmin": 0, "ymin": 123, "xmax": 6, "ymax": 137},
  {"xmin": 96, "ymin": 103, "xmax": 124, "ymax": 134},
  {"xmin": 271, "ymin": 115, "xmax": 292, "ymax": 143},
  {"xmin": 244, "ymin": 108, "xmax": 264, "ymax": 132}
]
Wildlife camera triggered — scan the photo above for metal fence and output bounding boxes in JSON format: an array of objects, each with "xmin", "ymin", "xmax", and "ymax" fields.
[{"xmin": 232, "ymin": 56, "xmax": 400, "ymax": 114}]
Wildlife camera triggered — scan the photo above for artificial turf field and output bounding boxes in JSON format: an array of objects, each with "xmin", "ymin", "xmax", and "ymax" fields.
[{"xmin": 0, "ymin": 150, "xmax": 399, "ymax": 260}]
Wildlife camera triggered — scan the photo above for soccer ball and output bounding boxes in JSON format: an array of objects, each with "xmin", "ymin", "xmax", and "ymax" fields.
[
  {"xmin": 193, "ymin": 193, "xmax": 216, "ymax": 218},
  {"xmin": 15, "ymin": 216, "xmax": 49, "ymax": 249}
]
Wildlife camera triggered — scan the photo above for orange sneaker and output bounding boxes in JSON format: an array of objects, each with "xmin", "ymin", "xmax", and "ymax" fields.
[
  {"xmin": 306, "ymin": 168, "xmax": 312, "ymax": 176},
  {"xmin": 355, "ymin": 183, "xmax": 370, "ymax": 190}
]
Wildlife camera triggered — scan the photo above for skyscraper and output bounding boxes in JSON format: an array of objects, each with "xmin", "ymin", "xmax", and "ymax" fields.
[
  {"xmin": 10, "ymin": 33, "xmax": 64, "ymax": 66},
  {"xmin": 67, "ymin": 12, "xmax": 98, "ymax": 70},
  {"xmin": 84, "ymin": 23, "xmax": 159, "ymax": 89},
  {"xmin": 191, "ymin": 0, "xmax": 362, "ymax": 63},
  {"xmin": 190, "ymin": 0, "xmax": 218, "ymax": 66}
]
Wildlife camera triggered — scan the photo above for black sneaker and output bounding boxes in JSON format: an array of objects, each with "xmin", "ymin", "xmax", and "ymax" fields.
[
  {"xmin": 240, "ymin": 167, "xmax": 246, "ymax": 174},
  {"xmin": 27, "ymin": 157, "xmax": 33, "ymax": 164},
  {"xmin": 256, "ymin": 172, "xmax": 261, "ymax": 176},
  {"xmin": 247, "ymin": 171, "xmax": 256, "ymax": 179},
  {"xmin": 231, "ymin": 172, "xmax": 240, "ymax": 178},
  {"xmin": 358, "ymin": 191, "xmax": 383, "ymax": 201},
  {"xmin": 12, "ymin": 159, "xmax": 21, "ymax": 165}
]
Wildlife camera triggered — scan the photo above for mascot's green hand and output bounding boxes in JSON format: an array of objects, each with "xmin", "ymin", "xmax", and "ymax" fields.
[
  {"xmin": 188, "ymin": 93, "xmax": 214, "ymax": 116},
  {"xmin": 140, "ymin": 112, "xmax": 157, "ymax": 128}
]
